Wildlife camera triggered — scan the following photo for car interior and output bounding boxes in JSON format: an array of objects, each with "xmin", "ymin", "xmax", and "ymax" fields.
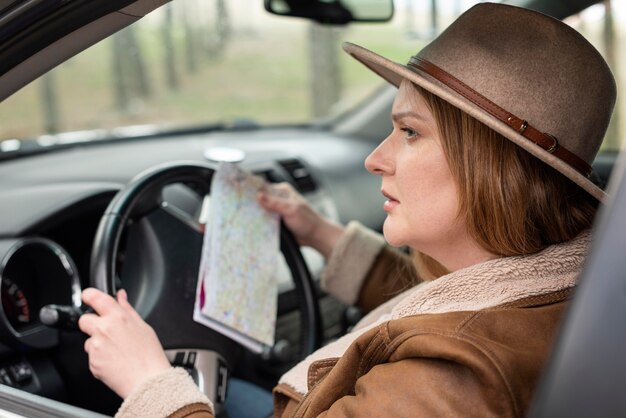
[{"xmin": 0, "ymin": 0, "xmax": 623, "ymax": 417}]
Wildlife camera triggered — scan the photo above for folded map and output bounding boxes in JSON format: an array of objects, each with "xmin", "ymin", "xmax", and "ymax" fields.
[{"xmin": 193, "ymin": 162, "xmax": 279, "ymax": 353}]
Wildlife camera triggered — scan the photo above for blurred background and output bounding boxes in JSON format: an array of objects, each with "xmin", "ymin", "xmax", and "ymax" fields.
[{"xmin": 0, "ymin": 0, "xmax": 622, "ymax": 151}]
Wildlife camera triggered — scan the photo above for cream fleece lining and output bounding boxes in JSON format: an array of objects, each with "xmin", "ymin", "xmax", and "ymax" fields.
[
  {"xmin": 320, "ymin": 221, "xmax": 386, "ymax": 305},
  {"xmin": 116, "ymin": 367, "xmax": 213, "ymax": 418},
  {"xmin": 280, "ymin": 229, "xmax": 590, "ymax": 396}
]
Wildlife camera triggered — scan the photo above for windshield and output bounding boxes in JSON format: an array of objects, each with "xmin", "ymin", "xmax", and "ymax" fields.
[{"xmin": 0, "ymin": 0, "xmax": 624, "ymax": 152}]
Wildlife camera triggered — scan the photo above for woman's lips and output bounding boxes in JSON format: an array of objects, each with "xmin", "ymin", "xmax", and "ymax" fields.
[{"xmin": 382, "ymin": 190, "xmax": 399, "ymax": 212}]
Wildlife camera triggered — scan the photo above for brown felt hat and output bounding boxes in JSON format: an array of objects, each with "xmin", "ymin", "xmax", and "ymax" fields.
[{"xmin": 343, "ymin": 2, "xmax": 616, "ymax": 202}]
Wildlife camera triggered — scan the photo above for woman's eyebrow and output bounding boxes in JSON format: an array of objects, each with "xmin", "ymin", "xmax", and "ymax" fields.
[{"xmin": 392, "ymin": 111, "xmax": 427, "ymax": 122}]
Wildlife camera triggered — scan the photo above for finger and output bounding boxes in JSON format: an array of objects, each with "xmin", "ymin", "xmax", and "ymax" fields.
[
  {"xmin": 258, "ymin": 193, "xmax": 284, "ymax": 210},
  {"xmin": 82, "ymin": 288, "xmax": 120, "ymax": 316},
  {"xmin": 256, "ymin": 190, "xmax": 270, "ymax": 205},
  {"xmin": 259, "ymin": 183, "xmax": 287, "ymax": 202},
  {"xmin": 258, "ymin": 194, "xmax": 288, "ymax": 214},
  {"xmin": 84, "ymin": 336, "xmax": 92, "ymax": 353},
  {"xmin": 116, "ymin": 289, "xmax": 141, "ymax": 319},
  {"xmin": 116, "ymin": 288, "xmax": 128, "ymax": 303},
  {"xmin": 261, "ymin": 187, "xmax": 299, "ymax": 207},
  {"xmin": 268, "ymin": 182, "xmax": 293, "ymax": 198},
  {"xmin": 78, "ymin": 312, "xmax": 100, "ymax": 336}
]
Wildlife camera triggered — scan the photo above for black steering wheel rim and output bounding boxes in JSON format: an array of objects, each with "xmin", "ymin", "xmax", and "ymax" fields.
[{"xmin": 90, "ymin": 160, "xmax": 322, "ymax": 362}]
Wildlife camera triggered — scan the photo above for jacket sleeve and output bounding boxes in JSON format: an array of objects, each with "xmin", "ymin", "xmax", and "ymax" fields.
[
  {"xmin": 321, "ymin": 221, "xmax": 420, "ymax": 313},
  {"xmin": 115, "ymin": 367, "xmax": 214, "ymax": 418}
]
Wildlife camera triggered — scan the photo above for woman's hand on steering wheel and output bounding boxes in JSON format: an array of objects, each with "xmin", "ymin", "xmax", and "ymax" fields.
[
  {"xmin": 258, "ymin": 182, "xmax": 343, "ymax": 258},
  {"xmin": 78, "ymin": 288, "xmax": 171, "ymax": 399}
]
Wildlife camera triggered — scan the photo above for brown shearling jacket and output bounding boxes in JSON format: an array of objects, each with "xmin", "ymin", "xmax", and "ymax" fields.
[
  {"xmin": 271, "ymin": 289, "xmax": 569, "ymax": 417},
  {"xmin": 166, "ymin": 283, "xmax": 569, "ymax": 418}
]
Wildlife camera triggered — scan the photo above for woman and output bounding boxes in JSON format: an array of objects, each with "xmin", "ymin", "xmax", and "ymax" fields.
[{"xmin": 78, "ymin": 3, "xmax": 616, "ymax": 417}]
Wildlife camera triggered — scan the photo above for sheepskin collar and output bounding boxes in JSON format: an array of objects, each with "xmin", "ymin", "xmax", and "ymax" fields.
[{"xmin": 391, "ymin": 230, "xmax": 589, "ymax": 318}]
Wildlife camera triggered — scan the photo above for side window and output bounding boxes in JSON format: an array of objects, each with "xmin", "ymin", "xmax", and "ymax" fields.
[{"xmin": 565, "ymin": 2, "xmax": 624, "ymax": 152}]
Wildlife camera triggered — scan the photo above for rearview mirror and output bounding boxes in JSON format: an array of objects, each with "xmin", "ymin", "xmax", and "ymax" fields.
[{"xmin": 264, "ymin": 0, "xmax": 394, "ymax": 25}]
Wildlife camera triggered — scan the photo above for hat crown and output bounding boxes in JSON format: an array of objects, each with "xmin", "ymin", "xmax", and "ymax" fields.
[{"xmin": 417, "ymin": 3, "xmax": 616, "ymax": 165}]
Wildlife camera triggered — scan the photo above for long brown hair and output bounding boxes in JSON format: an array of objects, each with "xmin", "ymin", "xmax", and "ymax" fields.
[{"xmin": 410, "ymin": 83, "xmax": 598, "ymax": 280}]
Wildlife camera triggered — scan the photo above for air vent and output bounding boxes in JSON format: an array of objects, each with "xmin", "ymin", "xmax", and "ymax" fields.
[{"xmin": 278, "ymin": 159, "xmax": 317, "ymax": 193}]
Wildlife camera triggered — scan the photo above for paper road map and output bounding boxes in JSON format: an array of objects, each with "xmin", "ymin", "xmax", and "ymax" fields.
[{"xmin": 193, "ymin": 163, "xmax": 279, "ymax": 353}]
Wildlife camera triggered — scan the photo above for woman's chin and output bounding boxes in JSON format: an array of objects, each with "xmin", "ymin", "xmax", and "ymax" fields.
[{"xmin": 382, "ymin": 219, "xmax": 407, "ymax": 248}]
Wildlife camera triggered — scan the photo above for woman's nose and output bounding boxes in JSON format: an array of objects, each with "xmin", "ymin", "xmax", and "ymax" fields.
[{"xmin": 365, "ymin": 137, "xmax": 394, "ymax": 175}]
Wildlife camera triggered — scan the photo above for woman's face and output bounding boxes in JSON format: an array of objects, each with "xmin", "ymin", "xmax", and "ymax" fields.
[{"xmin": 365, "ymin": 80, "xmax": 468, "ymax": 266}]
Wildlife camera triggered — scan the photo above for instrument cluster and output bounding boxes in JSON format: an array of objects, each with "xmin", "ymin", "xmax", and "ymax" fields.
[{"xmin": 0, "ymin": 238, "xmax": 81, "ymax": 350}]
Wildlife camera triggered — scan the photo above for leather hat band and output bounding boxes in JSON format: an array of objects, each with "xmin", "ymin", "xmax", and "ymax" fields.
[{"xmin": 408, "ymin": 57, "xmax": 592, "ymax": 178}]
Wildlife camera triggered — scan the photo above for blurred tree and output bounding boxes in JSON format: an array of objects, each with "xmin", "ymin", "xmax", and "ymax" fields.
[
  {"xmin": 112, "ymin": 26, "xmax": 152, "ymax": 113},
  {"xmin": 309, "ymin": 23, "xmax": 342, "ymax": 118},
  {"xmin": 40, "ymin": 73, "xmax": 59, "ymax": 134},
  {"xmin": 162, "ymin": 4, "xmax": 179, "ymax": 89},
  {"xmin": 206, "ymin": 0, "xmax": 230, "ymax": 58},
  {"xmin": 183, "ymin": 1, "xmax": 198, "ymax": 74}
]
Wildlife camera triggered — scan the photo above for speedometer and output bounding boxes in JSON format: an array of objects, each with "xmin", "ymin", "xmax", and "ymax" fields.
[
  {"xmin": 0, "ymin": 238, "xmax": 82, "ymax": 348},
  {"xmin": 1, "ymin": 277, "xmax": 31, "ymax": 329}
]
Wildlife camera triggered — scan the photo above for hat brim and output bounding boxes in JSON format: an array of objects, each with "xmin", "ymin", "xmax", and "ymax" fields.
[{"xmin": 343, "ymin": 42, "xmax": 607, "ymax": 203}]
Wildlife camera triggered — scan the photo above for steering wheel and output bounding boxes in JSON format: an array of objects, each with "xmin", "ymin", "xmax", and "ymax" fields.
[{"xmin": 90, "ymin": 161, "xmax": 321, "ymax": 412}]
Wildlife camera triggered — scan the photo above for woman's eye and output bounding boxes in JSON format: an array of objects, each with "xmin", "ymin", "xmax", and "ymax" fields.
[{"xmin": 400, "ymin": 127, "xmax": 418, "ymax": 139}]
